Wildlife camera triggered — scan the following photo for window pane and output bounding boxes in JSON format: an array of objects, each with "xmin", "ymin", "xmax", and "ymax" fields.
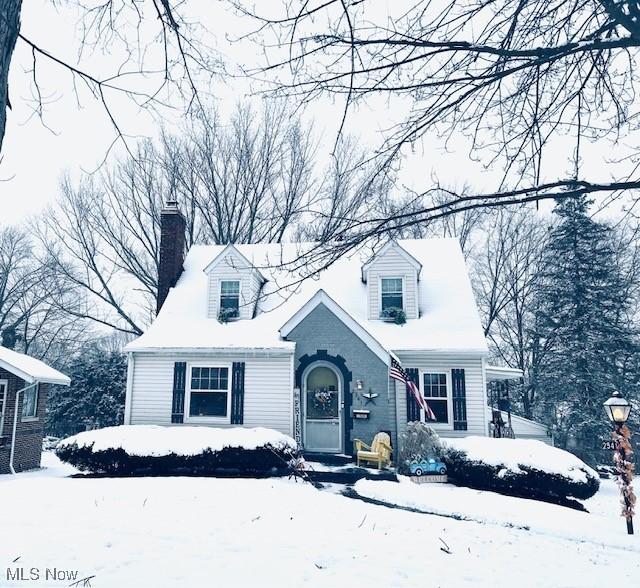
[
  {"xmin": 189, "ymin": 392, "xmax": 228, "ymax": 417},
  {"xmin": 428, "ymin": 399, "xmax": 448, "ymax": 423},
  {"xmin": 221, "ymin": 280, "xmax": 240, "ymax": 295},
  {"xmin": 220, "ymin": 279, "xmax": 240, "ymax": 318},
  {"xmin": 381, "ymin": 293, "xmax": 403, "ymax": 311},
  {"xmin": 191, "ymin": 367, "xmax": 229, "ymax": 391},
  {"xmin": 423, "ymin": 373, "xmax": 448, "ymax": 420},
  {"xmin": 22, "ymin": 386, "xmax": 37, "ymax": 418},
  {"xmin": 381, "ymin": 278, "xmax": 402, "ymax": 293}
]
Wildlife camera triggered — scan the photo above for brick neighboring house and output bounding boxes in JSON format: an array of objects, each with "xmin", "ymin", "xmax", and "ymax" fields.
[{"xmin": 0, "ymin": 346, "xmax": 71, "ymax": 474}]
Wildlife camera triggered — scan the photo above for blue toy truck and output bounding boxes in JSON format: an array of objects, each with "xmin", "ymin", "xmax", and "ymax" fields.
[{"xmin": 410, "ymin": 458, "xmax": 447, "ymax": 476}]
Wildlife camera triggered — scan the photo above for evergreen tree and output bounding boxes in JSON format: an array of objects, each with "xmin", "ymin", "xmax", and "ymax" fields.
[
  {"xmin": 533, "ymin": 196, "xmax": 639, "ymax": 463},
  {"xmin": 46, "ymin": 346, "xmax": 127, "ymax": 437}
]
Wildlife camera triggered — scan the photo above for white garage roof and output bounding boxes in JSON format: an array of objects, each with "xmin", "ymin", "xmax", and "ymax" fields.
[{"xmin": 0, "ymin": 346, "xmax": 71, "ymax": 386}]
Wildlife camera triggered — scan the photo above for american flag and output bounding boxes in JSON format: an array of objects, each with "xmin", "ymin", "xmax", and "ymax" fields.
[{"xmin": 390, "ymin": 357, "xmax": 436, "ymax": 421}]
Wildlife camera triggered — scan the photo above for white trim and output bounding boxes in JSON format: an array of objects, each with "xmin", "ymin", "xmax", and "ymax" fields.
[
  {"xmin": 378, "ymin": 275, "xmax": 406, "ymax": 319},
  {"xmin": 302, "ymin": 361, "xmax": 343, "ymax": 453},
  {"xmin": 20, "ymin": 383, "xmax": 39, "ymax": 421},
  {"xmin": 124, "ymin": 353, "xmax": 135, "ymax": 425},
  {"xmin": 203, "ymin": 243, "xmax": 266, "ymax": 281},
  {"xmin": 184, "ymin": 362, "xmax": 233, "ymax": 424},
  {"xmin": 124, "ymin": 346, "xmax": 295, "ymax": 355},
  {"xmin": 289, "ymin": 353, "xmax": 295, "ymax": 437},
  {"xmin": 419, "ymin": 369, "xmax": 454, "ymax": 431},
  {"xmin": 0, "ymin": 357, "xmax": 70, "ymax": 386},
  {"xmin": 9, "ymin": 382, "xmax": 38, "ymax": 473},
  {"xmin": 361, "ymin": 241, "xmax": 422, "ymax": 282},
  {"xmin": 485, "ymin": 365, "xmax": 524, "ymax": 381},
  {"xmin": 0, "ymin": 379, "xmax": 7, "ymax": 436},
  {"xmin": 279, "ymin": 289, "xmax": 391, "ymax": 365},
  {"xmin": 482, "ymin": 357, "xmax": 490, "ymax": 436}
]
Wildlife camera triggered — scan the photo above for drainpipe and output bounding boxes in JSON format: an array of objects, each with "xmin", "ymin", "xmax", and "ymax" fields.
[{"xmin": 9, "ymin": 381, "xmax": 38, "ymax": 474}]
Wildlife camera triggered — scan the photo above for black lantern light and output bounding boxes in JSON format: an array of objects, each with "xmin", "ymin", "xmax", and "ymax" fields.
[{"xmin": 604, "ymin": 391, "xmax": 632, "ymax": 425}]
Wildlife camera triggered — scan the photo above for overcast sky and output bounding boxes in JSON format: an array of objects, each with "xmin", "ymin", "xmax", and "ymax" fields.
[{"xmin": 0, "ymin": 1, "xmax": 628, "ymax": 226}]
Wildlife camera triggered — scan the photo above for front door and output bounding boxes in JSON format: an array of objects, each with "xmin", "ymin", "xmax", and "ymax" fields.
[{"xmin": 303, "ymin": 364, "xmax": 342, "ymax": 453}]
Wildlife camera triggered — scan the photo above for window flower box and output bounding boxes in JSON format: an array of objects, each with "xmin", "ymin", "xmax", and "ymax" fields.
[{"xmin": 380, "ymin": 307, "xmax": 406, "ymax": 325}]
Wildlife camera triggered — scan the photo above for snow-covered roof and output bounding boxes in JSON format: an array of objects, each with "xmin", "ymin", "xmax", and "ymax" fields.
[
  {"xmin": 486, "ymin": 366, "xmax": 524, "ymax": 381},
  {"xmin": 125, "ymin": 238, "xmax": 488, "ymax": 355},
  {"xmin": 0, "ymin": 346, "xmax": 71, "ymax": 386}
]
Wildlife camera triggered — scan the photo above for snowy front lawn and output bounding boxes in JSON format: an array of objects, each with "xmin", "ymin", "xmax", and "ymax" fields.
[{"xmin": 1, "ymin": 453, "xmax": 638, "ymax": 588}]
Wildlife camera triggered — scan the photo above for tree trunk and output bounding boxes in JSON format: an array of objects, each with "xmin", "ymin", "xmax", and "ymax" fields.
[{"xmin": 0, "ymin": 0, "xmax": 21, "ymax": 153}]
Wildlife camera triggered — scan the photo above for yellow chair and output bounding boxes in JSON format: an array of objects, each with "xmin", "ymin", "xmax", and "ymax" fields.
[{"xmin": 355, "ymin": 432, "xmax": 393, "ymax": 469}]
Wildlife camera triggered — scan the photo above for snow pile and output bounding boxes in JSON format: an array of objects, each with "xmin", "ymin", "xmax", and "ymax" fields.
[
  {"xmin": 56, "ymin": 425, "xmax": 298, "ymax": 475},
  {"xmin": 440, "ymin": 436, "xmax": 599, "ymax": 500},
  {"xmin": 443, "ymin": 436, "xmax": 598, "ymax": 484},
  {"xmin": 353, "ymin": 477, "xmax": 637, "ymax": 549},
  {"xmin": 58, "ymin": 425, "xmax": 296, "ymax": 456},
  {"xmin": 2, "ymin": 457, "xmax": 638, "ymax": 588}
]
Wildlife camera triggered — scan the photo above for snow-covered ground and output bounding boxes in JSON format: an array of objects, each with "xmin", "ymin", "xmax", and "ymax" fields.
[{"xmin": 1, "ymin": 452, "xmax": 638, "ymax": 588}]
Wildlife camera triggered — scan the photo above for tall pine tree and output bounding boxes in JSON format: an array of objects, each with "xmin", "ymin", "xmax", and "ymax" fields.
[
  {"xmin": 46, "ymin": 346, "xmax": 127, "ymax": 437},
  {"xmin": 533, "ymin": 196, "xmax": 639, "ymax": 463}
]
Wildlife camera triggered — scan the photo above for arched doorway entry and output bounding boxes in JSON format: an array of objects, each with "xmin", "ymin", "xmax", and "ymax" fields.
[{"xmin": 303, "ymin": 362, "xmax": 343, "ymax": 453}]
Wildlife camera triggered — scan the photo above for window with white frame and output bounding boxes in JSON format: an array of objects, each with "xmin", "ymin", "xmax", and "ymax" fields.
[
  {"xmin": 21, "ymin": 384, "xmax": 38, "ymax": 420},
  {"xmin": 423, "ymin": 373, "xmax": 448, "ymax": 423},
  {"xmin": 380, "ymin": 277, "xmax": 403, "ymax": 313},
  {"xmin": 188, "ymin": 367, "xmax": 230, "ymax": 418},
  {"xmin": 0, "ymin": 380, "xmax": 7, "ymax": 434},
  {"xmin": 220, "ymin": 280, "xmax": 240, "ymax": 318}
]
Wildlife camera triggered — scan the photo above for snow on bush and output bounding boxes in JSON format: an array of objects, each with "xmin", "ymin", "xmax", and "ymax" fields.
[
  {"xmin": 440, "ymin": 437, "xmax": 600, "ymax": 501},
  {"xmin": 397, "ymin": 422, "xmax": 442, "ymax": 475},
  {"xmin": 56, "ymin": 425, "xmax": 298, "ymax": 476}
]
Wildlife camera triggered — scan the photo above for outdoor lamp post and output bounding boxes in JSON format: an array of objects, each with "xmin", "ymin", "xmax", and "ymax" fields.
[{"xmin": 604, "ymin": 391, "xmax": 636, "ymax": 535}]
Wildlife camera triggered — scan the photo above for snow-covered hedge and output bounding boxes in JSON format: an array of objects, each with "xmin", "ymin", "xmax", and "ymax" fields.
[
  {"xmin": 440, "ymin": 437, "xmax": 599, "ymax": 501},
  {"xmin": 56, "ymin": 425, "xmax": 298, "ymax": 476}
]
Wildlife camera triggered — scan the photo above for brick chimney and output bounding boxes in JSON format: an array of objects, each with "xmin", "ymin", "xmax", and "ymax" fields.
[{"xmin": 157, "ymin": 199, "xmax": 186, "ymax": 314}]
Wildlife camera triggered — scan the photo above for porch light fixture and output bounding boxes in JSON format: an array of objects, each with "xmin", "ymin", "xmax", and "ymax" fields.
[
  {"xmin": 604, "ymin": 391, "xmax": 632, "ymax": 424},
  {"xmin": 355, "ymin": 380, "xmax": 364, "ymax": 391},
  {"xmin": 603, "ymin": 391, "xmax": 635, "ymax": 535}
]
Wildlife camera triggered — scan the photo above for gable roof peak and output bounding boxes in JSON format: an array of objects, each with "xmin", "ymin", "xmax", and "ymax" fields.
[
  {"xmin": 203, "ymin": 243, "xmax": 266, "ymax": 280},
  {"xmin": 361, "ymin": 240, "xmax": 423, "ymax": 282}
]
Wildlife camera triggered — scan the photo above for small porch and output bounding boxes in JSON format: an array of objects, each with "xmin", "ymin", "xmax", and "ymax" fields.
[{"xmin": 485, "ymin": 365, "xmax": 552, "ymax": 443}]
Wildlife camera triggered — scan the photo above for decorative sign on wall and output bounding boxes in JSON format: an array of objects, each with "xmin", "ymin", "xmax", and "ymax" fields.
[{"xmin": 293, "ymin": 387, "xmax": 302, "ymax": 448}]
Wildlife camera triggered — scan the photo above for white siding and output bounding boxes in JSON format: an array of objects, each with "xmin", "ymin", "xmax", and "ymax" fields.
[
  {"xmin": 206, "ymin": 250, "xmax": 262, "ymax": 320},
  {"xmin": 508, "ymin": 413, "xmax": 553, "ymax": 445},
  {"xmin": 128, "ymin": 352, "xmax": 293, "ymax": 436},
  {"xmin": 367, "ymin": 247, "xmax": 419, "ymax": 319},
  {"xmin": 394, "ymin": 352, "xmax": 486, "ymax": 439}
]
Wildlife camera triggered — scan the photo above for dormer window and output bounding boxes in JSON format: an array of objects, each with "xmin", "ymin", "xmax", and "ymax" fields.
[
  {"xmin": 381, "ymin": 278, "xmax": 403, "ymax": 313},
  {"xmin": 220, "ymin": 280, "xmax": 240, "ymax": 320}
]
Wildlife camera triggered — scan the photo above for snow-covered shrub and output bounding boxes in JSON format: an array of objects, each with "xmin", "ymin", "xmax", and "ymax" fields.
[
  {"xmin": 398, "ymin": 422, "xmax": 442, "ymax": 475},
  {"xmin": 440, "ymin": 437, "xmax": 600, "ymax": 501},
  {"xmin": 56, "ymin": 425, "xmax": 299, "ymax": 476}
]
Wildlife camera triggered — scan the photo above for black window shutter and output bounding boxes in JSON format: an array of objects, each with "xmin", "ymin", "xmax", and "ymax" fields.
[
  {"xmin": 405, "ymin": 368, "xmax": 421, "ymax": 422},
  {"xmin": 172, "ymin": 362, "xmax": 186, "ymax": 423},
  {"xmin": 452, "ymin": 368, "xmax": 467, "ymax": 430},
  {"xmin": 231, "ymin": 362, "xmax": 245, "ymax": 425}
]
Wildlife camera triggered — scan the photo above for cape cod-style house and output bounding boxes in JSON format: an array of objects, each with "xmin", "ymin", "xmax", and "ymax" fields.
[{"xmin": 123, "ymin": 203, "xmax": 548, "ymax": 455}]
